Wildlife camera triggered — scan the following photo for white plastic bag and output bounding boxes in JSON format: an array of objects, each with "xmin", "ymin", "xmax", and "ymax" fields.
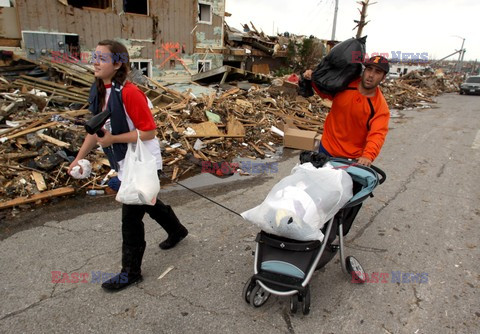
[
  {"xmin": 241, "ymin": 162, "xmax": 353, "ymax": 241},
  {"xmin": 70, "ymin": 159, "xmax": 92, "ymax": 179},
  {"xmin": 116, "ymin": 134, "xmax": 160, "ymax": 206}
]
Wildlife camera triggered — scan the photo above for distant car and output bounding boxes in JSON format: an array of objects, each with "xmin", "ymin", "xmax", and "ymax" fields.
[
  {"xmin": 387, "ymin": 72, "xmax": 400, "ymax": 80},
  {"xmin": 460, "ymin": 76, "xmax": 480, "ymax": 95}
]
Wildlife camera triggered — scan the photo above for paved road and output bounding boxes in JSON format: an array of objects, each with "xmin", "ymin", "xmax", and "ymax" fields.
[{"xmin": 0, "ymin": 93, "xmax": 479, "ymax": 333}]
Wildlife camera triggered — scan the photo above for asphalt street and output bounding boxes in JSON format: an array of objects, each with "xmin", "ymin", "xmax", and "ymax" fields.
[{"xmin": 0, "ymin": 93, "xmax": 478, "ymax": 334}]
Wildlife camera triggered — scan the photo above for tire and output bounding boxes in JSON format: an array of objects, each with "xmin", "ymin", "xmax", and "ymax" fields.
[
  {"xmin": 346, "ymin": 256, "xmax": 366, "ymax": 283},
  {"xmin": 459, "ymin": 90, "xmax": 464, "ymax": 95},
  {"xmin": 242, "ymin": 277, "xmax": 255, "ymax": 304},
  {"xmin": 290, "ymin": 294, "xmax": 298, "ymax": 314},
  {"xmin": 249, "ymin": 284, "xmax": 270, "ymax": 307},
  {"xmin": 302, "ymin": 286, "xmax": 311, "ymax": 315}
]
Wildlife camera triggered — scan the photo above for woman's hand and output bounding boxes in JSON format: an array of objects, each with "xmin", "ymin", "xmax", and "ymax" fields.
[
  {"xmin": 67, "ymin": 159, "xmax": 81, "ymax": 175},
  {"xmin": 303, "ymin": 69, "xmax": 313, "ymax": 80},
  {"xmin": 96, "ymin": 130, "xmax": 115, "ymax": 147}
]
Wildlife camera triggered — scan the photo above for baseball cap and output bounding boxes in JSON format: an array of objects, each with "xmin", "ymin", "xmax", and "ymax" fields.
[{"xmin": 363, "ymin": 56, "xmax": 389, "ymax": 74}]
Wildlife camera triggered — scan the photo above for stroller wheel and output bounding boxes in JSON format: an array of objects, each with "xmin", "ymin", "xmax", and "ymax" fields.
[
  {"xmin": 249, "ymin": 284, "xmax": 270, "ymax": 307},
  {"xmin": 302, "ymin": 286, "xmax": 311, "ymax": 315},
  {"xmin": 290, "ymin": 294, "xmax": 299, "ymax": 314},
  {"xmin": 346, "ymin": 256, "xmax": 366, "ymax": 283},
  {"xmin": 242, "ymin": 278, "xmax": 255, "ymax": 304}
]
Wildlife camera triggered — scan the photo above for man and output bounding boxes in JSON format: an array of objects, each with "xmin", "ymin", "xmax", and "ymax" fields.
[{"xmin": 304, "ymin": 55, "xmax": 390, "ymax": 166}]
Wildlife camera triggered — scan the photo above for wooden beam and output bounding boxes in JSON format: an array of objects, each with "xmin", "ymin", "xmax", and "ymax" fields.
[
  {"xmin": 32, "ymin": 171, "xmax": 47, "ymax": 192},
  {"xmin": 36, "ymin": 133, "xmax": 71, "ymax": 148},
  {"xmin": 2, "ymin": 122, "xmax": 58, "ymax": 141},
  {"xmin": 0, "ymin": 187, "xmax": 75, "ymax": 210},
  {"xmin": 0, "ymin": 151, "xmax": 39, "ymax": 160}
]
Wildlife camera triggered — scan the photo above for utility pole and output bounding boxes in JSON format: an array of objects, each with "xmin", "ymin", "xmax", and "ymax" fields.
[
  {"xmin": 331, "ymin": 0, "xmax": 339, "ymax": 40},
  {"xmin": 458, "ymin": 38, "xmax": 465, "ymax": 72},
  {"xmin": 454, "ymin": 36, "xmax": 465, "ymax": 72}
]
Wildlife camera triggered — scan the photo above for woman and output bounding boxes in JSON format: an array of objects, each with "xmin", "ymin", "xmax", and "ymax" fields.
[{"xmin": 68, "ymin": 40, "xmax": 188, "ymax": 292}]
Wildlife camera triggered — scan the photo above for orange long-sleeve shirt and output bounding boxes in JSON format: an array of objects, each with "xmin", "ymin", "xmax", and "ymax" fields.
[{"xmin": 313, "ymin": 78, "xmax": 390, "ymax": 161}]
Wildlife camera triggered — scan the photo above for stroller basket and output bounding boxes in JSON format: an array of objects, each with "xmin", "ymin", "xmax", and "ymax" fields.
[{"xmin": 255, "ymin": 232, "xmax": 321, "ymax": 281}]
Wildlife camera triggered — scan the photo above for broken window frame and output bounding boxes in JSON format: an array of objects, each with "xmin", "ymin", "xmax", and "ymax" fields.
[
  {"xmin": 198, "ymin": 1, "xmax": 212, "ymax": 25},
  {"xmin": 67, "ymin": 0, "xmax": 112, "ymax": 11},
  {"xmin": 123, "ymin": 0, "xmax": 149, "ymax": 16},
  {"xmin": 197, "ymin": 59, "xmax": 212, "ymax": 73},
  {"xmin": 130, "ymin": 59, "xmax": 153, "ymax": 78}
]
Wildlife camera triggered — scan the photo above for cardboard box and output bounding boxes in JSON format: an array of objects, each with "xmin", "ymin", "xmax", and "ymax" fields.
[{"xmin": 282, "ymin": 120, "xmax": 322, "ymax": 151}]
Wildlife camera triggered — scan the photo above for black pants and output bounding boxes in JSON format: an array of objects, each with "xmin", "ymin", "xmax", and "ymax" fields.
[{"xmin": 121, "ymin": 199, "xmax": 184, "ymax": 249}]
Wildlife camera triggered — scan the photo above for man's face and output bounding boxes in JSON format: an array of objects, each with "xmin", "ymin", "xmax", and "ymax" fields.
[{"xmin": 361, "ymin": 66, "xmax": 386, "ymax": 90}]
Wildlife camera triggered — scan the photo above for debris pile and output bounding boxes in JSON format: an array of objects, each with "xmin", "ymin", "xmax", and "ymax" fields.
[
  {"xmin": 0, "ymin": 57, "xmax": 329, "ymax": 208},
  {"xmin": 0, "ymin": 53, "xmax": 464, "ymax": 210},
  {"xmin": 382, "ymin": 71, "xmax": 462, "ymax": 109},
  {"xmin": 224, "ymin": 22, "xmax": 286, "ymax": 58}
]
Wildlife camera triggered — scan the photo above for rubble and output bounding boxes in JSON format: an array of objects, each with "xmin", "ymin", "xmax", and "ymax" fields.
[
  {"xmin": 382, "ymin": 70, "xmax": 462, "ymax": 110},
  {"xmin": 0, "ymin": 51, "xmax": 463, "ymax": 210},
  {"xmin": 0, "ymin": 55, "xmax": 329, "ymax": 209}
]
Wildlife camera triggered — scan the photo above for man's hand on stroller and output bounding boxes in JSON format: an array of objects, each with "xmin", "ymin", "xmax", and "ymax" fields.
[{"xmin": 357, "ymin": 157, "xmax": 372, "ymax": 167}]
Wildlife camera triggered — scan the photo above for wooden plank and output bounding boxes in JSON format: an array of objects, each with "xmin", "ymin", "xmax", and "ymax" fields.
[
  {"xmin": 262, "ymin": 142, "xmax": 276, "ymax": 153},
  {"xmin": 84, "ymin": 9, "xmax": 94, "ymax": 49},
  {"xmin": 191, "ymin": 65, "xmax": 229, "ymax": 82},
  {"xmin": 2, "ymin": 122, "xmax": 58, "ymax": 140},
  {"xmin": 226, "ymin": 117, "xmax": 245, "ymax": 136},
  {"xmin": 0, "ymin": 187, "xmax": 75, "ymax": 210},
  {"xmin": 248, "ymin": 142, "xmax": 265, "ymax": 157},
  {"xmin": 98, "ymin": 158, "xmax": 110, "ymax": 167},
  {"xmin": 46, "ymin": 0, "xmax": 59, "ymax": 32},
  {"xmin": 0, "ymin": 151, "xmax": 39, "ymax": 160},
  {"xmin": 6, "ymin": 116, "xmax": 50, "ymax": 137},
  {"xmin": 32, "ymin": 171, "xmax": 47, "ymax": 192},
  {"xmin": 219, "ymin": 87, "xmax": 240, "ymax": 100},
  {"xmin": 171, "ymin": 166, "xmax": 179, "ymax": 180},
  {"xmin": 0, "ymin": 38, "xmax": 21, "ymax": 47},
  {"xmin": 188, "ymin": 121, "xmax": 223, "ymax": 137},
  {"xmin": 145, "ymin": 76, "xmax": 184, "ymax": 101},
  {"xmin": 252, "ymin": 63, "xmax": 270, "ymax": 75},
  {"xmin": 36, "ymin": 133, "xmax": 71, "ymax": 148},
  {"xmin": 56, "ymin": 0, "xmax": 68, "ymax": 31},
  {"xmin": 106, "ymin": 6, "xmax": 114, "ymax": 43},
  {"xmin": 206, "ymin": 91, "xmax": 215, "ymax": 109}
]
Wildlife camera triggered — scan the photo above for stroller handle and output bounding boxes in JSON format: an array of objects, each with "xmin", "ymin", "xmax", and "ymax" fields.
[
  {"xmin": 369, "ymin": 164, "xmax": 386, "ymax": 185},
  {"xmin": 328, "ymin": 157, "xmax": 387, "ymax": 185}
]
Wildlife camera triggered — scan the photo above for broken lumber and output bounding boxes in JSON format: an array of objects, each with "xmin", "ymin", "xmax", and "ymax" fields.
[{"xmin": 0, "ymin": 187, "xmax": 75, "ymax": 210}]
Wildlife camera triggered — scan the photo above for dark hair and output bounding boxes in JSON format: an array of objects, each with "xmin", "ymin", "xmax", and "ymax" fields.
[{"xmin": 95, "ymin": 40, "xmax": 130, "ymax": 110}]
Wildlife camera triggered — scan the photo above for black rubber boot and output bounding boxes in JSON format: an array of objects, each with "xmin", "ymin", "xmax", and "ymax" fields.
[
  {"xmin": 158, "ymin": 205, "xmax": 188, "ymax": 249},
  {"xmin": 102, "ymin": 243, "xmax": 146, "ymax": 292},
  {"xmin": 146, "ymin": 201, "xmax": 188, "ymax": 250}
]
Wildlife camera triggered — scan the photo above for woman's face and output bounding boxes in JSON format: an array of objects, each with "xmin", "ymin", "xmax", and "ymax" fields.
[{"xmin": 92, "ymin": 45, "xmax": 120, "ymax": 83}]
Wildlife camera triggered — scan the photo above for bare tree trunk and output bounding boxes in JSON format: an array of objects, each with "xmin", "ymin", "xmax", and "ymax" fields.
[{"xmin": 354, "ymin": 0, "xmax": 373, "ymax": 38}]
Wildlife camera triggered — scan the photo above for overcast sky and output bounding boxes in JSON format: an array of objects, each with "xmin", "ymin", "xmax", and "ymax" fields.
[{"xmin": 225, "ymin": 0, "xmax": 479, "ymax": 62}]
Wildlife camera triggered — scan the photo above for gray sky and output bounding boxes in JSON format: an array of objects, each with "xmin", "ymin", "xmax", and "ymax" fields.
[{"xmin": 225, "ymin": 0, "xmax": 479, "ymax": 62}]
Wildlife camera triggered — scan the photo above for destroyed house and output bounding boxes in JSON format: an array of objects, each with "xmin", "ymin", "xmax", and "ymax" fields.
[{"xmin": 0, "ymin": 0, "xmax": 226, "ymax": 82}]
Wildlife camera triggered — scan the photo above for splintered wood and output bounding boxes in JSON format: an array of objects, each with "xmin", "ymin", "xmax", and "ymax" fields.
[{"xmin": 0, "ymin": 51, "xmax": 462, "ymax": 209}]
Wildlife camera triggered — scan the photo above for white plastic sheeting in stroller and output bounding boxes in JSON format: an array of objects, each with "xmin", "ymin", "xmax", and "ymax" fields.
[{"xmin": 241, "ymin": 162, "xmax": 353, "ymax": 241}]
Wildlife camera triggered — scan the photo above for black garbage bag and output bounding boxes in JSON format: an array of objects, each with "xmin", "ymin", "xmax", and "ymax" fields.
[
  {"xmin": 312, "ymin": 36, "xmax": 367, "ymax": 96},
  {"xmin": 298, "ymin": 74, "xmax": 314, "ymax": 98},
  {"xmin": 299, "ymin": 150, "xmax": 329, "ymax": 168}
]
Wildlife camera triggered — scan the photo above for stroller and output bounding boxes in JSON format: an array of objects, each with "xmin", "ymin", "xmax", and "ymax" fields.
[{"xmin": 242, "ymin": 157, "xmax": 386, "ymax": 315}]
